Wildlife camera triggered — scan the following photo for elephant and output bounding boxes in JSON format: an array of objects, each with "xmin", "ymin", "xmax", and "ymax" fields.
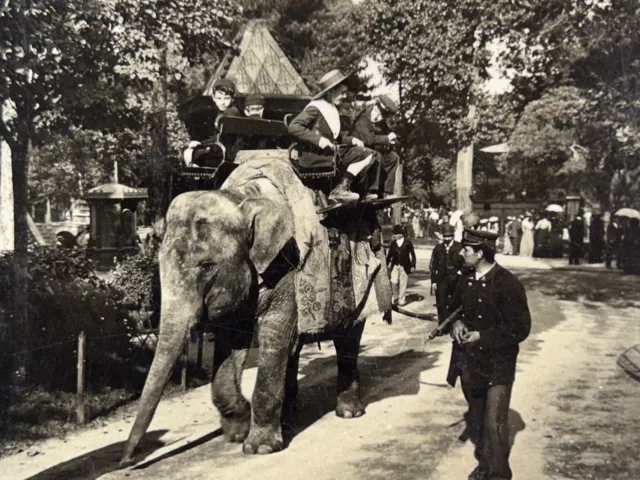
[{"xmin": 120, "ymin": 170, "xmax": 384, "ymax": 466}]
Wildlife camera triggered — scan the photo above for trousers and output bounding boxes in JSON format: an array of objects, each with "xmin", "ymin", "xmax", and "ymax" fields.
[
  {"xmin": 366, "ymin": 150, "xmax": 399, "ymax": 195},
  {"xmin": 435, "ymin": 278, "xmax": 456, "ymax": 323},
  {"xmin": 390, "ymin": 265, "xmax": 408, "ymax": 305},
  {"xmin": 462, "ymin": 378, "xmax": 514, "ymax": 480}
]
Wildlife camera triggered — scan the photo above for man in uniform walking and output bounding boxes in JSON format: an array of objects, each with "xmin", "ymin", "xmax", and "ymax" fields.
[
  {"xmin": 446, "ymin": 228, "xmax": 531, "ymax": 480},
  {"xmin": 430, "ymin": 224, "xmax": 463, "ymax": 323}
]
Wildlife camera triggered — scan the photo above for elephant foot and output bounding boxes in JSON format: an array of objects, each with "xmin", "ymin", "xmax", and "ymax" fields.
[
  {"xmin": 242, "ymin": 425, "xmax": 284, "ymax": 455},
  {"xmin": 336, "ymin": 392, "xmax": 365, "ymax": 419},
  {"xmin": 220, "ymin": 402, "xmax": 251, "ymax": 443}
]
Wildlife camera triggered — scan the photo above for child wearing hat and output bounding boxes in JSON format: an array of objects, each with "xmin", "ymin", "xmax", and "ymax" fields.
[
  {"xmin": 179, "ymin": 78, "xmax": 241, "ymax": 166},
  {"xmin": 243, "ymin": 94, "xmax": 265, "ymax": 118},
  {"xmin": 179, "ymin": 78, "xmax": 241, "ymax": 143},
  {"xmin": 288, "ymin": 69, "xmax": 380, "ymax": 203}
]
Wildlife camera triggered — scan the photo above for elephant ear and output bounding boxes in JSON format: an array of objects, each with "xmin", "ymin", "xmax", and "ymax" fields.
[{"xmin": 241, "ymin": 197, "xmax": 295, "ymax": 275}]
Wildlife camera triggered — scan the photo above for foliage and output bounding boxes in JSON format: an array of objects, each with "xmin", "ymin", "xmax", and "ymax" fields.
[
  {"xmin": 361, "ymin": 0, "xmax": 519, "ymax": 206},
  {"xmin": 0, "ymin": 0, "xmax": 240, "ymax": 224},
  {"xmin": 501, "ymin": 0, "xmax": 640, "ymax": 207},
  {"xmin": 0, "ymin": 248, "xmax": 137, "ymax": 390},
  {"xmin": 362, "ymin": 0, "xmax": 502, "ymax": 147},
  {"xmin": 106, "ymin": 250, "xmax": 160, "ymax": 312},
  {"xmin": 28, "ymin": 107, "xmax": 190, "ymax": 215},
  {"xmin": 1, "ymin": 0, "xmax": 239, "ymax": 374},
  {"xmin": 363, "ymin": 0, "xmax": 639, "ymax": 208}
]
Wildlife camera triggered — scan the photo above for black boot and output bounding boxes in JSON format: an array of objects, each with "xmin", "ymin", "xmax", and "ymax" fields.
[
  {"xmin": 329, "ymin": 173, "xmax": 360, "ymax": 203},
  {"xmin": 468, "ymin": 465, "xmax": 489, "ymax": 480}
]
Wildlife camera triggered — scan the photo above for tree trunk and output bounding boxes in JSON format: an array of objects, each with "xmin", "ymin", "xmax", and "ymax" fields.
[
  {"xmin": 0, "ymin": 110, "xmax": 14, "ymax": 250},
  {"xmin": 11, "ymin": 132, "xmax": 31, "ymax": 384},
  {"xmin": 148, "ymin": 49, "xmax": 171, "ymax": 223},
  {"xmin": 456, "ymin": 144, "xmax": 473, "ymax": 214},
  {"xmin": 393, "ymin": 158, "xmax": 403, "ymax": 225}
]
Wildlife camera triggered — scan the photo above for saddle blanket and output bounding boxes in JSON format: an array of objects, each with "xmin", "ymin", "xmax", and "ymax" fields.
[{"xmin": 222, "ymin": 157, "xmax": 390, "ymax": 334}]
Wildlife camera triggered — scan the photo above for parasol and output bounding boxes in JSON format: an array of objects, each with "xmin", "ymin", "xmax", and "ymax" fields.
[
  {"xmin": 614, "ymin": 208, "xmax": 640, "ymax": 219},
  {"xmin": 545, "ymin": 204, "xmax": 564, "ymax": 213}
]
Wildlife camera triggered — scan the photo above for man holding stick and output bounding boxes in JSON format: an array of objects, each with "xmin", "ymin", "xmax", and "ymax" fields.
[{"xmin": 445, "ymin": 228, "xmax": 531, "ymax": 480}]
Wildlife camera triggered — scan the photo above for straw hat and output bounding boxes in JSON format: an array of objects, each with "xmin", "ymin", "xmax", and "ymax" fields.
[{"xmin": 313, "ymin": 69, "xmax": 351, "ymax": 100}]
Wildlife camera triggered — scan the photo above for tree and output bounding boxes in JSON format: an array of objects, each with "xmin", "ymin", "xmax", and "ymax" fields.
[
  {"xmin": 500, "ymin": 0, "xmax": 640, "ymax": 207},
  {"xmin": 363, "ymin": 0, "xmax": 639, "ymax": 208},
  {"xmin": 362, "ymin": 0, "xmax": 504, "ymax": 146},
  {"xmin": 361, "ymin": 1, "xmax": 516, "ymax": 208},
  {"xmin": 0, "ymin": 0, "xmax": 238, "ymax": 379}
]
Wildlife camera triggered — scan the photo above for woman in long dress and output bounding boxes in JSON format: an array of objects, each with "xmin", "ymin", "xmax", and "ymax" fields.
[
  {"xmin": 534, "ymin": 215, "xmax": 552, "ymax": 257},
  {"xmin": 412, "ymin": 213, "xmax": 423, "ymax": 238},
  {"xmin": 520, "ymin": 213, "xmax": 535, "ymax": 257}
]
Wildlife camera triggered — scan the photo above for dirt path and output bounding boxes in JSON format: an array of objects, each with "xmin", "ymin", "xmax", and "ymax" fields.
[{"xmin": 2, "ymin": 250, "xmax": 639, "ymax": 480}]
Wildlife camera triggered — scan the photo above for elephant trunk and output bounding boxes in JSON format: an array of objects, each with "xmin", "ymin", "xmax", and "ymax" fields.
[{"xmin": 120, "ymin": 303, "xmax": 196, "ymax": 467}]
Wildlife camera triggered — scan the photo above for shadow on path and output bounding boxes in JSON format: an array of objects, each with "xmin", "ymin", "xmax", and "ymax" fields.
[
  {"xmin": 282, "ymin": 349, "xmax": 440, "ymax": 447},
  {"xmin": 516, "ymin": 270, "xmax": 640, "ymax": 308},
  {"xmin": 25, "ymin": 430, "xmax": 170, "ymax": 480}
]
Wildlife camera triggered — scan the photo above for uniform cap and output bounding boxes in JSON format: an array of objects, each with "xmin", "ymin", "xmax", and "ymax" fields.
[{"xmin": 461, "ymin": 228, "xmax": 499, "ymax": 248}]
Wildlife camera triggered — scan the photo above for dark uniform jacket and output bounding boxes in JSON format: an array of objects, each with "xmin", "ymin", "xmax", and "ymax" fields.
[
  {"xmin": 386, "ymin": 239, "xmax": 416, "ymax": 274},
  {"xmin": 447, "ymin": 264, "xmax": 531, "ymax": 389},
  {"xmin": 352, "ymin": 105, "xmax": 392, "ymax": 148},
  {"xmin": 430, "ymin": 240, "xmax": 463, "ymax": 322},
  {"xmin": 430, "ymin": 240, "xmax": 463, "ymax": 285}
]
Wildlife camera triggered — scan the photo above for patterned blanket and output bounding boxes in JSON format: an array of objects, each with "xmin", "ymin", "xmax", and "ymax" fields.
[{"xmin": 222, "ymin": 158, "xmax": 390, "ymax": 334}]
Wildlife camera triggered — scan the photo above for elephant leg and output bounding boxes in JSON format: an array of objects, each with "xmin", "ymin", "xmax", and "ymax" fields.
[
  {"xmin": 284, "ymin": 342, "xmax": 303, "ymax": 412},
  {"xmin": 334, "ymin": 321, "xmax": 366, "ymax": 419},
  {"xmin": 211, "ymin": 319, "xmax": 253, "ymax": 443},
  {"xmin": 243, "ymin": 278, "xmax": 297, "ymax": 455}
]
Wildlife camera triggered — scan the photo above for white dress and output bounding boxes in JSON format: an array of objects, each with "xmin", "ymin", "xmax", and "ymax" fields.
[{"xmin": 520, "ymin": 218, "xmax": 535, "ymax": 257}]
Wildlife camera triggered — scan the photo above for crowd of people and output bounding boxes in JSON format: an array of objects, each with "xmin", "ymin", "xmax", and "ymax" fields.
[{"xmin": 389, "ymin": 205, "xmax": 639, "ymax": 273}]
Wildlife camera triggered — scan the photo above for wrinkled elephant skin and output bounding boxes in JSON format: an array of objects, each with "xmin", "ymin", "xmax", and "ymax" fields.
[{"xmin": 120, "ymin": 186, "xmax": 374, "ymax": 466}]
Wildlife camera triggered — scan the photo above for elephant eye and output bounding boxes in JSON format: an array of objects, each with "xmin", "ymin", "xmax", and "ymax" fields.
[{"xmin": 199, "ymin": 262, "xmax": 218, "ymax": 275}]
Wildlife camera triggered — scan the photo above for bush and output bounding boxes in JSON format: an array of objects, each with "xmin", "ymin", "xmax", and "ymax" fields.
[
  {"xmin": 106, "ymin": 250, "xmax": 160, "ymax": 328},
  {"xmin": 0, "ymin": 248, "xmax": 138, "ymax": 391}
]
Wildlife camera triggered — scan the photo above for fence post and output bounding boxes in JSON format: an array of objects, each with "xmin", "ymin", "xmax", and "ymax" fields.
[
  {"xmin": 181, "ymin": 338, "xmax": 188, "ymax": 390},
  {"xmin": 76, "ymin": 331, "xmax": 86, "ymax": 424}
]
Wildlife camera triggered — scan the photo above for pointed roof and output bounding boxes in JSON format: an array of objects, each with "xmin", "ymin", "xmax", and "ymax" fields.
[{"xmin": 205, "ymin": 21, "xmax": 311, "ymax": 97}]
